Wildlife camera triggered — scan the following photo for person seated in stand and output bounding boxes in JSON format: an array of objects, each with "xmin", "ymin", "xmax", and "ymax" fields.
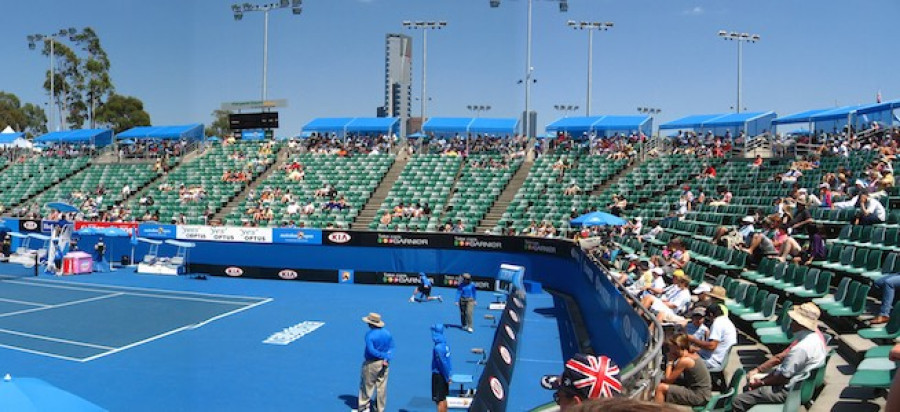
[
  {"xmin": 740, "ymin": 219, "xmax": 781, "ymax": 267},
  {"xmin": 563, "ymin": 181, "xmax": 582, "ymax": 196},
  {"xmin": 684, "ymin": 307, "xmax": 710, "ymax": 341},
  {"xmin": 689, "ymin": 302, "xmax": 736, "ymax": 372},
  {"xmin": 642, "ymin": 274, "xmax": 692, "ymax": 322},
  {"xmin": 853, "ymin": 193, "xmax": 886, "ymax": 225},
  {"xmin": 733, "ymin": 303, "xmax": 827, "ymax": 412},
  {"xmin": 708, "ymin": 187, "xmax": 732, "ymax": 207},
  {"xmin": 655, "ymin": 334, "xmax": 712, "ymax": 407}
]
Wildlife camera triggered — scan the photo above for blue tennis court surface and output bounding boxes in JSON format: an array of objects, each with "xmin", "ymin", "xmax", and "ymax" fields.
[
  {"xmin": 0, "ymin": 277, "xmax": 269, "ymax": 362},
  {"xmin": 0, "ymin": 264, "xmax": 564, "ymax": 411}
]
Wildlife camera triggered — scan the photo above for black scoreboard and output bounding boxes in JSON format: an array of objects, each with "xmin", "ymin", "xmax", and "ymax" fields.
[{"xmin": 229, "ymin": 112, "xmax": 279, "ymax": 130}]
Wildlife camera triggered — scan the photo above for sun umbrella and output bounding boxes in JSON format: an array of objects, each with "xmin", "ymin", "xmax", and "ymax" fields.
[
  {"xmin": 570, "ymin": 211, "xmax": 627, "ymax": 227},
  {"xmin": 75, "ymin": 227, "xmax": 97, "ymax": 236},
  {"xmin": 45, "ymin": 202, "xmax": 79, "ymax": 213},
  {"xmin": 0, "ymin": 374, "xmax": 106, "ymax": 411}
]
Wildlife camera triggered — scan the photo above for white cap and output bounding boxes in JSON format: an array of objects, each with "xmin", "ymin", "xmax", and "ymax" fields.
[
  {"xmin": 741, "ymin": 216, "xmax": 755, "ymax": 224},
  {"xmin": 651, "ymin": 268, "xmax": 664, "ymax": 275},
  {"xmin": 693, "ymin": 283, "xmax": 712, "ymax": 295}
]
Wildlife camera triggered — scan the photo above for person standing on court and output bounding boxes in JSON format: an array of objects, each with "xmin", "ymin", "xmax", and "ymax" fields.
[
  {"xmin": 456, "ymin": 273, "xmax": 477, "ymax": 332},
  {"xmin": 431, "ymin": 324, "xmax": 453, "ymax": 412},
  {"xmin": 359, "ymin": 312, "xmax": 394, "ymax": 412}
]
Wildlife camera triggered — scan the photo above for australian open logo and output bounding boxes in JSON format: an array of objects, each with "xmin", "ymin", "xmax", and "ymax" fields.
[
  {"xmin": 224, "ymin": 266, "xmax": 244, "ymax": 277},
  {"xmin": 278, "ymin": 269, "xmax": 299, "ymax": 280},
  {"xmin": 453, "ymin": 236, "xmax": 503, "ymax": 250},
  {"xmin": 524, "ymin": 240, "xmax": 557, "ymax": 254}
]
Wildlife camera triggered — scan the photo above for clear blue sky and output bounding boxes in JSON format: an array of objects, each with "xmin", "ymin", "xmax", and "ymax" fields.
[{"xmin": 2, "ymin": 0, "xmax": 897, "ymax": 136}]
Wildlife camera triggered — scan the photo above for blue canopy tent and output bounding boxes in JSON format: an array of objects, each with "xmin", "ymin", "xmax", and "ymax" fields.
[
  {"xmin": 772, "ymin": 109, "xmax": 829, "ymax": 136},
  {"xmin": 302, "ymin": 117, "xmax": 398, "ymax": 138},
  {"xmin": 570, "ymin": 211, "xmax": 627, "ymax": 227},
  {"xmin": 421, "ymin": 117, "xmax": 519, "ymax": 136},
  {"xmin": 117, "ymin": 124, "xmax": 204, "ymax": 141},
  {"xmin": 33, "ymin": 129, "xmax": 114, "ymax": 148},
  {"xmin": 659, "ymin": 112, "xmax": 775, "ymax": 138},
  {"xmin": 545, "ymin": 115, "xmax": 652, "ymax": 138},
  {"xmin": 0, "ymin": 132, "xmax": 31, "ymax": 148},
  {"xmin": 856, "ymin": 99, "xmax": 900, "ymax": 127},
  {"xmin": 806, "ymin": 105, "xmax": 869, "ymax": 134}
]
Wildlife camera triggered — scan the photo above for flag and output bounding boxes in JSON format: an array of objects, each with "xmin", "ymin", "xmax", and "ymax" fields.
[
  {"xmin": 566, "ymin": 355, "xmax": 622, "ymax": 399},
  {"xmin": 877, "ymin": 90, "xmax": 882, "ymax": 103}
]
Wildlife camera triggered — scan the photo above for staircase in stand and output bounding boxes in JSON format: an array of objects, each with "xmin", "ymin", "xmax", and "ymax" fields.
[
  {"xmin": 352, "ymin": 153, "xmax": 409, "ymax": 230},
  {"xmin": 475, "ymin": 160, "xmax": 533, "ymax": 233},
  {"xmin": 590, "ymin": 159, "xmax": 640, "ymax": 196}
]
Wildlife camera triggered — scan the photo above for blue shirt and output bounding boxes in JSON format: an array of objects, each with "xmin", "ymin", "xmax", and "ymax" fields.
[
  {"xmin": 421, "ymin": 276, "xmax": 433, "ymax": 288},
  {"xmin": 364, "ymin": 327, "xmax": 394, "ymax": 362},
  {"xmin": 457, "ymin": 282, "xmax": 477, "ymax": 301},
  {"xmin": 432, "ymin": 334, "xmax": 452, "ymax": 380}
]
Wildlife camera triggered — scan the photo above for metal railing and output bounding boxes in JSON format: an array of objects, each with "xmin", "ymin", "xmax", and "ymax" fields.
[{"xmin": 586, "ymin": 254, "xmax": 664, "ymax": 400}]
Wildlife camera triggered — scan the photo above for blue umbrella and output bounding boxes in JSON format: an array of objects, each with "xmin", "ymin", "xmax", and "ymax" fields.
[
  {"xmin": 118, "ymin": 139, "xmax": 135, "ymax": 145},
  {"xmin": 45, "ymin": 202, "xmax": 79, "ymax": 213},
  {"xmin": 99, "ymin": 227, "xmax": 129, "ymax": 237},
  {"xmin": 407, "ymin": 132, "xmax": 426, "ymax": 138},
  {"xmin": 75, "ymin": 227, "xmax": 97, "ymax": 236},
  {"xmin": 206, "ymin": 136, "xmax": 221, "ymax": 142},
  {"xmin": 570, "ymin": 211, "xmax": 627, "ymax": 227},
  {"xmin": 0, "ymin": 374, "xmax": 106, "ymax": 411}
]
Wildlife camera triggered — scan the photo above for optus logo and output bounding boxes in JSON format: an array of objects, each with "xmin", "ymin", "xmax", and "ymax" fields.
[{"xmin": 278, "ymin": 269, "xmax": 298, "ymax": 280}]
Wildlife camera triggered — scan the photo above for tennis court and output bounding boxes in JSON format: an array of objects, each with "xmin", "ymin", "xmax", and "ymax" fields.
[{"xmin": 0, "ymin": 275, "xmax": 270, "ymax": 362}]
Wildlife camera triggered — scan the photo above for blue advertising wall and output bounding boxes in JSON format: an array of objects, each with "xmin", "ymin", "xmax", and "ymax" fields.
[{"xmin": 112, "ymin": 226, "xmax": 649, "ymax": 367}]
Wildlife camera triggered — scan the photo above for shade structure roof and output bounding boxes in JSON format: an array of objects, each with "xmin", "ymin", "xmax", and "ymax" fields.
[
  {"xmin": 33, "ymin": 129, "xmax": 114, "ymax": 147},
  {"xmin": 117, "ymin": 124, "xmax": 204, "ymax": 140},
  {"xmin": 545, "ymin": 115, "xmax": 651, "ymax": 135},
  {"xmin": 0, "ymin": 132, "xmax": 25, "ymax": 144},
  {"xmin": 422, "ymin": 117, "xmax": 519, "ymax": 135},
  {"xmin": 658, "ymin": 114, "xmax": 725, "ymax": 130},
  {"xmin": 856, "ymin": 99, "xmax": 900, "ymax": 115},
  {"xmin": 772, "ymin": 109, "xmax": 831, "ymax": 125},
  {"xmin": 660, "ymin": 112, "xmax": 774, "ymax": 129},
  {"xmin": 301, "ymin": 117, "xmax": 399, "ymax": 134}
]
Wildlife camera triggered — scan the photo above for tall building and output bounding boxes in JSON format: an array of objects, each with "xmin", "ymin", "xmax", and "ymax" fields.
[{"xmin": 384, "ymin": 33, "xmax": 412, "ymax": 123}]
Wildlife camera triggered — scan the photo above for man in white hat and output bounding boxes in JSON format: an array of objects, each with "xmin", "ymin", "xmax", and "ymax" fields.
[
  {"xmin": 358, "ymin": 312, "xmax": 395, "ymax": 412},
  {"xmin": 732, "ymin": 302, "xmax": 827, "ymax": 412}
]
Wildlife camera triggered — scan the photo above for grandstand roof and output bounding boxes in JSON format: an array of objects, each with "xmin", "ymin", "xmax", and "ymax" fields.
[
  {"xmin": 302, "ymin": 117, "xmax": 399, "ymax": 134},
  {"xmin": 545, "ymin": 115, "xmax": 652, "ymax": 137},
  {"xmin": 856, "ymin": 99, "xmax": 900, "ymax": 115},
  {"xmin": 807, "ymin": 104, "xmax": 869, "ymax": 122},
  {"xmin": 772, "ymin": 109, "xmax": 830, "ymax": 125},
  {"xmin": 117, "ymin": 124, "xmax": 204, "ymax": 140},
  {"xmin": 659, "ymin": 112, "xmax": 775, "ymax": 137},
  {"xmin": 34, "ymin": 128, "xmax": 114, "ymax": 147},
  {"xmin": 0, "ymin": 132, "xmax": 25, "ymax": 143},
  {"xmin": 422, "ymin": 117, "xmax": 519, "ymax": 135}
]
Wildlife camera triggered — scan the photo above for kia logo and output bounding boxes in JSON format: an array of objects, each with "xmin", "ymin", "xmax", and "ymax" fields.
[
  {"xmin": 224, "ymin": 267, "xmax": 244, "ymax": 277},
  {"xmin": 278, "ymin": 269, "xmax": 298, "ymax": 280},
  {"xmin": 499, "ymin": 345, "xmax": 512, "ymax": 365},
  {"xmin": 23, "ymin": 221, "xmax": 37, "ymax": 230},
  {"xmin": 489, "ymin": 376, "xmax": 505, "ymax": 400},
  {"xmin": 328, "ymin": 232, "xmax": 351, "ymax": 243}
]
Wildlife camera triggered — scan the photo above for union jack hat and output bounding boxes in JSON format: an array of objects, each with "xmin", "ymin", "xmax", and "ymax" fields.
[{"xmin": 541, "ymin": 354, "xmax": 622, "ymax": 399}]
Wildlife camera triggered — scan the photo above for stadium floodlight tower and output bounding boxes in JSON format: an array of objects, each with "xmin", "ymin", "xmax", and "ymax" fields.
[
  {"xmin": 466, "ymin": 105, "xmax": 492, "ymax": 118},
  {"xmin": 403, "ymin": 20, "xmax": 448, "ymax": 123},
  {"xmin": 27, "ymin": 27, "xmax": 77, "ymax": 132},
  {"xmin": 554, "ymin": 104, "xmax": 579, "ymax": 118},
  {"xmin": 637, "ymin": 107, "xmax": 661, "ymax": 115},
  {"xmin": 231, "ymin": 0, "xmax": 303, "ymax": 107},
  {"xmin": 718, "ymin": 30, "xmax": 760, "ymax": 114},
  {"xmin": 489, "ymin": 0, "xmax": 568, "ymax": 138},
  {"xmin": 567, "ymin": 20, "xmax": 613, "ymax": 117}
]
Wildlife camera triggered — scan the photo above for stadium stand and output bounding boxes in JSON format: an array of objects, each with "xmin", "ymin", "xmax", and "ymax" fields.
[
  {"xmin": 370, "ymin": 154, "xmax": 461, "ymax": 231},
  {"xmin": 441, "ymin": 154, "xmax": 523, "ymax": 233},
  {"xmin": 223, "ymin": 153, "xmax": 393, "ymax": 228},
  {"xmin": 0, "ymin": 156, "xmax": 90, "ymax": 214}
]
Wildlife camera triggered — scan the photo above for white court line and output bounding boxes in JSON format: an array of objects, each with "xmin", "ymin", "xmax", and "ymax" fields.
[
  {"xmin": 5, "ymin": 277, "xmax": 267, "ymax": 301},
  {"xmin": 0, "ymin": 297, "xmax": 50, "ymax": 307},
  {"xmin": 191, "ymin": 297, "xmax": 273, "ymax": 329},
  {"xmin": 0, "ymin": 293, "xmax": 123, "ymax": 318},
  {"xmin": 0, "ymin": 328, "xmax": 114, "ymax": 350},
  {"xmin": 0, "ymin": 341, "xmax": 87, "ymax": 363},
  {"xmin": 4, "ymin": 280, "xmax": 254, "ymax": 306},
  {"xmin": 80, "ymin": 297, "xmax": 274, "ymax": 362}
]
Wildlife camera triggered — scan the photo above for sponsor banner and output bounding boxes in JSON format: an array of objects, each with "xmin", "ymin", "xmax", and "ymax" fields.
[
  {"xmin": 74, "ymin": 221, "xmax": 138, "ymax": 234},
  {"xmin": 322, "ymin": 230, "xmax": 453, "ymax": 249},
  {"xmin": 451, "ymin": 235, "xmax": 508, "ymax": 251},
  {"xmin": 272, "ymin": 228, "xmax": 322, "ymax": 245},
  {"xmin": 521, "ymin": 238, "xmax": 572, "ymax": 257},
  {"xmin": 322, "ymin": 230, "xmax": 355, "ymax": 246},
  {"xmin": 192, "ymin": 264, "xmax": 338, "ymax": 283},
  {"xmin": 441, "ymin": 274, "xmax": 494, "ymax": 291},
  {"xmin": 137, "ymin": 223, "xmax": 177, "ymax": 239},
  {"xmin": 176, "ymin": 225, "xmax": 273, "ymax": 243},
  {"xmin": 41, "ymin": 219, "xmax": 73, "ymax": 234},
  {"xmin": 19, "ymin": 219, "xmax": 41, "ymax": 233},
  {"xmin": 262, "ymin": 321, "xmax": 325, "ymax": 345}
]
